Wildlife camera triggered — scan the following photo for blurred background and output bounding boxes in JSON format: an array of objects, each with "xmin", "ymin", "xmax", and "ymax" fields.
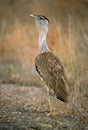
[{"xmin": 0, "ymin": 0, "xmax": 88, "ymax": 112}]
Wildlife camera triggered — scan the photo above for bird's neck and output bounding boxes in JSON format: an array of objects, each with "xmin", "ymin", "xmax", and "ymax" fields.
[{"xmin": 38, "ymin": 31, "xmax": 49, "ymax": 53}]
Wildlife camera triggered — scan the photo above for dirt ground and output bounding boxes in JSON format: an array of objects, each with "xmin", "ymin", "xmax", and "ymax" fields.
[{"xmin": 0, "ymin": 84, "xmax": 88, "ymax": 130}]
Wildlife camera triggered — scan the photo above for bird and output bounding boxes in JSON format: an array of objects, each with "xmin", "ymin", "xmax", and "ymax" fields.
[{"xmin": 30, "ymin": 14, "xmax": 69, "ymax": 114}]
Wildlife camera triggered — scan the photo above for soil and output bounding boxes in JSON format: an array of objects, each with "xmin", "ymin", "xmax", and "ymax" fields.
[{"xmin": 0, "ymin": 84, "xmax": 88, "ymax": 130}]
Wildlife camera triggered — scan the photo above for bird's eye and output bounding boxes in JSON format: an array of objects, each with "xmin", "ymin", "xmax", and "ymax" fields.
[{"xmin": 40, "ymin": 17, "xmax": 44, "ymax": 20}]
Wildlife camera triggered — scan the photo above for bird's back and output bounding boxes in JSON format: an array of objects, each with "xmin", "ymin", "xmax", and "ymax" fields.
[{"xmin": 35, "ymin": 52, "xmax": 69, "ymax": 103}]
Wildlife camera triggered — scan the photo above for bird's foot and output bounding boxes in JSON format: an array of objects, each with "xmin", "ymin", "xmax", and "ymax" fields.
[{"xmin": 46, "ymin": 110, "xmax": 59, "ymax": 116}]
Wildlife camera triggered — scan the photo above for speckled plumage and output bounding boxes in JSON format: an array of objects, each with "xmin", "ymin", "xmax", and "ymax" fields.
[{"xmin": 35, "ymin": 52, "xmax": 69, "ymax": 103}]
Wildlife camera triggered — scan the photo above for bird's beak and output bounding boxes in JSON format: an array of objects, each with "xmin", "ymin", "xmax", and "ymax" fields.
[{"xmin": 29, "ymin": 14, "xmax": 37, "ymax": 19}]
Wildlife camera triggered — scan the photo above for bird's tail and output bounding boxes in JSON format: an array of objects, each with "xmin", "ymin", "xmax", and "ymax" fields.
[{"xmin": 56, "ymin": 76, "xmax": 69, "ymax": 103}]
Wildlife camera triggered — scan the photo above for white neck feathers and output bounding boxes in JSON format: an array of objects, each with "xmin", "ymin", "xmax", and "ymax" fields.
[{"xmin": 38, "ymin": 31, "xmax": 49, "ymax": 53}]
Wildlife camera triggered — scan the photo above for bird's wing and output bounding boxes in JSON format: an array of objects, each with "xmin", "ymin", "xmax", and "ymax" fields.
[
  {"xmin": 47, "ymin": 55, "xmax": 64, "ymax": 77},
  {"xmin": 46, "ymin": 55, "xmax": 69, "ymax": 102},
  {"xmin": 35, "ymin": 52, "xmax": 69, "ymax": 102}
]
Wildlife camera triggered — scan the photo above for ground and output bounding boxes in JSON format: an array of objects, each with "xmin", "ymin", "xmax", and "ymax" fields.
[{"xmin": 0, "ymin": 84, "xmax": 88, "ymax": 130}]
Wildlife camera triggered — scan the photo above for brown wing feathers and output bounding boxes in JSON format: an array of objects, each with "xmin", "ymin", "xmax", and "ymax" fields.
[{"xmin": 35, "ymin": 52, "xmax": 69, "ymax": 103}]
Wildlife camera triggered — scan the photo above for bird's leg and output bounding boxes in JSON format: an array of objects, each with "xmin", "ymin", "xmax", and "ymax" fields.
[
  {"xmin": 45, "ymin": 86, "xmax": 54, "ymax": 115},
  {"xmin": 48, "ymin": 95, "xmax": 53, "ymax": 115}
]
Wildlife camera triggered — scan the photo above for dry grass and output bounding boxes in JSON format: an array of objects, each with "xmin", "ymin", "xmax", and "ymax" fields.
[{"xmin": 0, "ymin": 0, "xmax": 88, "ymax": 115}]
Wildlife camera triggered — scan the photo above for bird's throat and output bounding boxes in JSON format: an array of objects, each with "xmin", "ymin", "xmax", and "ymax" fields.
[{"xmin": 38, "ymin": 32, "xmax": 49, "ymax": 53}]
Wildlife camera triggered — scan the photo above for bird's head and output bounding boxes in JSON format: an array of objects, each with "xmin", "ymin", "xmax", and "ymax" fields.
[{"xmin": 30, "ymin": 14, "xmax": 49, "ymax": 33}]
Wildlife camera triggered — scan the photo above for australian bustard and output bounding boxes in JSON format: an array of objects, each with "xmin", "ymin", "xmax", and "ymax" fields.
[{"xmin": 30, "ymin": 14, "xmax": 69, "ymax": 114}]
